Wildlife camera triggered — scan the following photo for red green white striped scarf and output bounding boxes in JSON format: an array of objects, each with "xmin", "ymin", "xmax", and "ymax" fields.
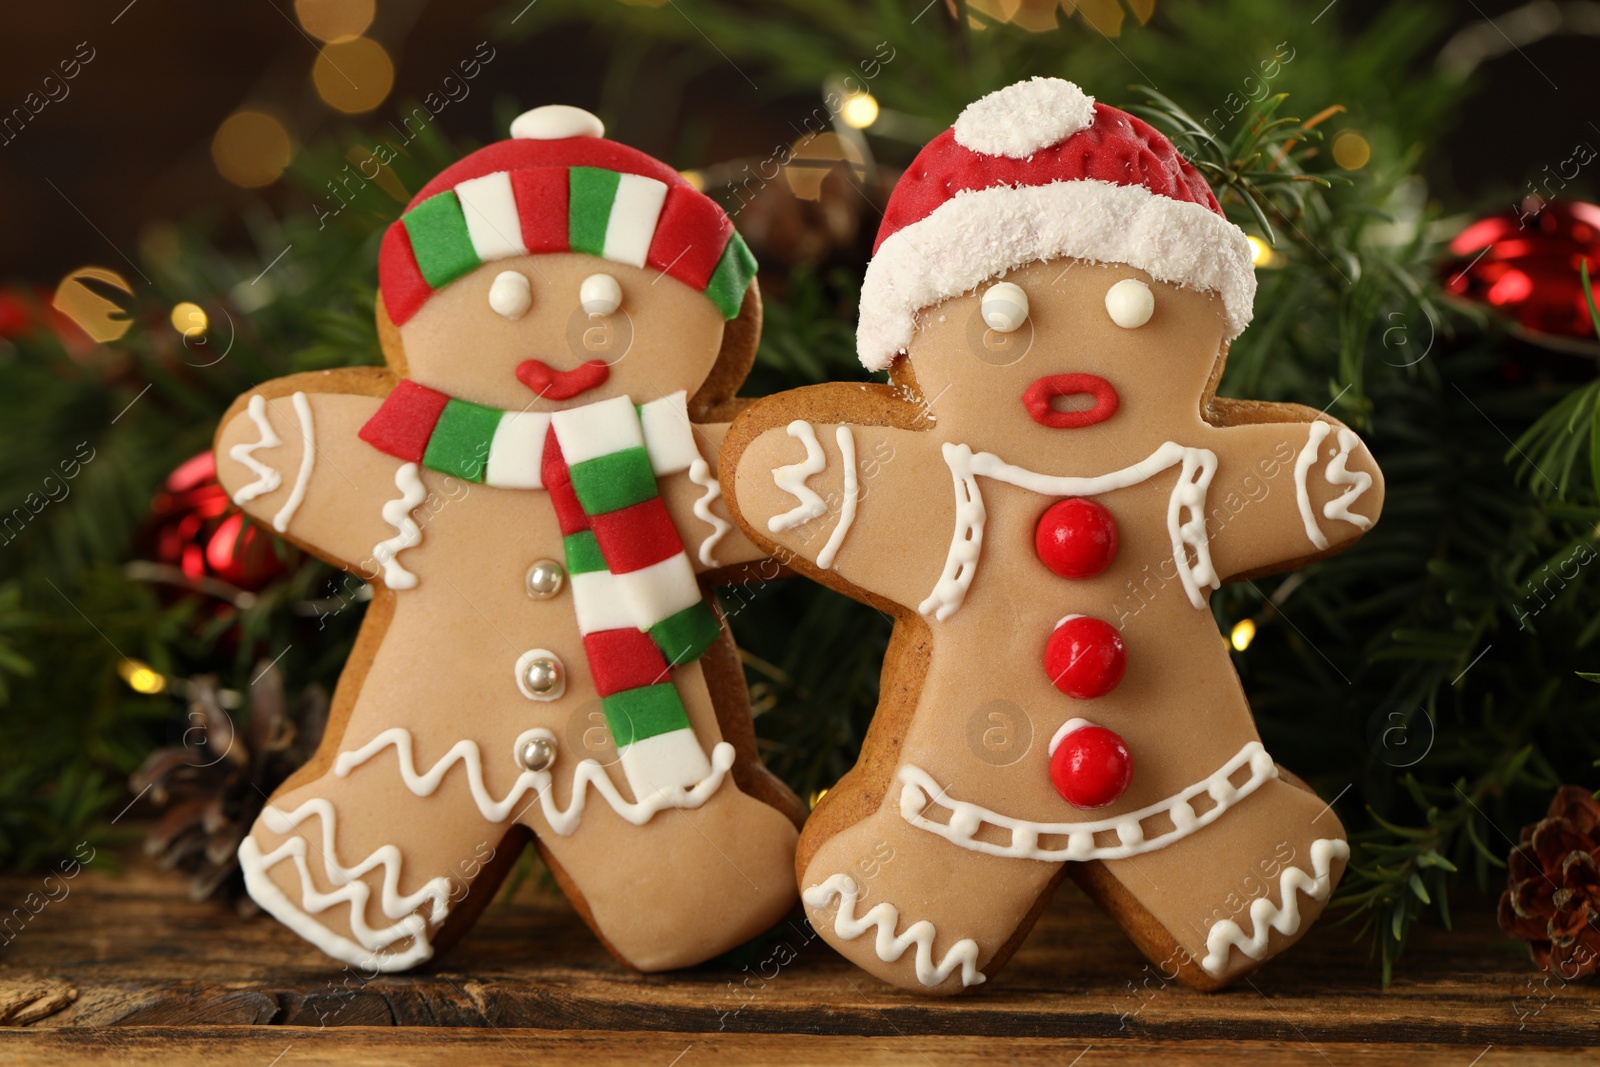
[{"xmin": 359, "ymin": 383, "xmax": 720, "ymax": 787}]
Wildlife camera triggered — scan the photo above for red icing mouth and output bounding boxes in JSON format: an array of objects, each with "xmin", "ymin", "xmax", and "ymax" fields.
[
  {"xmin": 1022, "ymin": 374, "xmax": 1119, "ymax": 429},
  {"xmin": 516, "ymin": 359, "xmax": 610, "ymax": 400}
]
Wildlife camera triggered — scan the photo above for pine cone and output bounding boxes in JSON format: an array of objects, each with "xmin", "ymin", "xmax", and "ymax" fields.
[
  {"xmin": 129, "ymin": 662, "xmax": 326, "ymax": 910},
  {"xmin": 1499, "ymin": 785, "xmax": 1600, "ymax": 978}
]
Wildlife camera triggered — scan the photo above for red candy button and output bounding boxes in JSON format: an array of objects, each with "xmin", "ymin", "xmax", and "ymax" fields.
[
  {"xmin": 1050, "ymin": 723, "xmax": 1134, "ymax": 808},
  {"xmin": 1035, "ymin": 498, "xmax": 1119, "ymax": 579},
  {"xmin": 1044, "ymin": 615, "xmax": 1126, "ymax": 699}
]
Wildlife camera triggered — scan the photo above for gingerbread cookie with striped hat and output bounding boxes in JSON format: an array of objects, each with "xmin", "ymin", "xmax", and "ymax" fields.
[
  {"xmin": 721, "ymin": 78, "xmax": 1383, "ymax": 992},
  {"xmin": 215, "ymin": 104, "xmax": 804, "ymax": 973}
]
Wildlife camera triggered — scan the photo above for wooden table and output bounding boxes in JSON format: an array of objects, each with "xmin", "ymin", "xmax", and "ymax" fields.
[{"xmin": 0, "ymin": 861, "xmax": 1594, "ymax": 1064}]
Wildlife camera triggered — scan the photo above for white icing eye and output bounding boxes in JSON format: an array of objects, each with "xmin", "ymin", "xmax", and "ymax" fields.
[
  {"xmin": 489, "ymin": 271, "xmax": 532, "ymax": 320},
  {"xmin": 580, "ymin": 273, "xmax": 622, "ymax": 318},
  {"xmin": 981, "ymin": 282, "xmax": 1029, "ymax": 333},
  {"xmin": 1105, "ymin": 278, "xmax": 1154, "ymax": 329}
]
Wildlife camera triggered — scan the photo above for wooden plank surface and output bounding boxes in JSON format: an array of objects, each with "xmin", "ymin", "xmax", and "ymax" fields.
[{"xmin": 0, "ymin": 860, "xmax": 1594, "ymax": 1063}]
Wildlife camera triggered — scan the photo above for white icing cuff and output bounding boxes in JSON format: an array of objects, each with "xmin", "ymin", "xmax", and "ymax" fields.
[
  {"xmin": 856, "ymin": 179, "xmax": 1256, "ymax": 370},
  {"xmin": 1201, "ymin": 837, "xmax": 1349, "ymax": 977},
  {"xmin": 803, "ymin": 873, "xmax": 985, "ymax": 988}
]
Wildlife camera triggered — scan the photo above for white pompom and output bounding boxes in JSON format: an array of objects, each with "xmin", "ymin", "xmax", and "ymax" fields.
[
  {"xmin": 580, "ymin": 273, "xmax": 622, "ymax": 317},
  {"xmin": 953, "ymin": 77, "xmax": 1097, "ymax": 159},
  {"xmin": 1105, "ymin": 278, "xmax": 1154, "ymax": 329},
  {"xmin": 489, "ymin": 271, "xmax": 532, "ymax": 320},
  {"xmin": 980, "ymin": 281, "xmax": 1029, "ymax": 333},
  {"xmin": 510, "ymin": 105, "xmax": 604, "ymax": 141}
]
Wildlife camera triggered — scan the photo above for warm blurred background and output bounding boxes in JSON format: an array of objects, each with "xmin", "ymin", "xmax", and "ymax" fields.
[{"xmin": 2, "ymin": 0, "xmax": 1600, "ymax": 984}]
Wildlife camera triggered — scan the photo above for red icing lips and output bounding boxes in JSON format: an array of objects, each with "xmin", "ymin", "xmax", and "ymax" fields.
[
  {"xmin": 516, "ymin": 359, "xmax": 611, "ymax": 400},
  {"xmin": 1023, "ymin": 373, "xmax": 1119, "ymax": 429}
]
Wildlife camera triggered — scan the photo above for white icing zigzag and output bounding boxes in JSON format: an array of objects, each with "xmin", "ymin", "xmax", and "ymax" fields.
[
  {"xmin": 273, "ymin": 392, "xmax": 316, "ymax": 533},
  {"xmin": 920, "ymin": 440, "xmax": 1221, "ymax": 620},
  {"xmin": 687, "ymin": 457, "xmax": 731, "ymax": 567},
  {"xmin": 374, "ymin": 463, "xmax": 427, "ymax": 590},
  {"xmin": 768, "ymin": 420, "xmax": 828, "ymax": 532},
  {"xmin": 238, "ymin": 799, "xmax": 449, "ymax": 972},
  {"xmin": 335, "ymin": 727, "xmax": 737, "ymax": 836},
  {"xmin": 229, "ymin": 394, "xmax": 283, "ymax": 504},
  {"xmin": 1294, "ymin": 421, "xmax": 1334, "ymax": 551},
  {"xmin": 1200, "ymin": 837, "xmax": 1350, "ymax": 977},
  {"xmin": 1323, "ymin": 427, "xmax": 1373, "ymax": 531},
  {"xmin": 899, "ymin": 741, "xmax": 1278, "ymax": 862},
  {"xmin": 816, "ymin": 426, "xmax": 858, "ymax": 570},
  {"xmin": 804, "ymin": 874, "xmax": 986, "ymax": 988}
]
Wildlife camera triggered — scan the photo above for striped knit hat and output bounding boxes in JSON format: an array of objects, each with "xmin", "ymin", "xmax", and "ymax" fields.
[{"xmin": 379, "ymin": 105, "xmax": 758, "ymax": 326}]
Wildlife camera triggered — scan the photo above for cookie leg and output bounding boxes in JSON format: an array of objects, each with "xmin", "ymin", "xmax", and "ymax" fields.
[
  {"xmin": 1072, "ymin": 775, "xmax": 1348, "ymax": 990},
  {"xmin": 528, "ymin": 777, "xmax": 801, "ymax": 972},
  {"xmin": 798, "ymin": 791, "xmax": 1064, "ymax": 995},
  {"xmin": 239, "ymin": 744, "xmax": 520, "ymax": 974}
]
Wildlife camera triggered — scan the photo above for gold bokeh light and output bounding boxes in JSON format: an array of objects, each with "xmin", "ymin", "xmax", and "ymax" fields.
[
  {"xmin": 212, "ymin": 110, "xmax": 293, "ymax": 188},
  {"xmin": 313, "ymin": 37, "xmax": 394, "ymax": 115},
  {"xmin": 294, "ymin": 0, "xmax": 375, "ymax": 43}
]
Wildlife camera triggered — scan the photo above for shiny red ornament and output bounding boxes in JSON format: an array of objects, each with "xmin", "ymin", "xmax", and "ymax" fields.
[
  {"xmin": 1050, "ymin": 724, "xmax": 1133, "ymax": 809},
  {"xmin": 1443, "ymin": 199, "xmax": 1600, "ymax": 342},
  {"xmin": 1036, "ymin": 498, "xmax": 1119, "ymax": 579},
  {"xmin": 142, "ymin": 452, "xmax": 287, "ymax": 593},
  {"xmin": 1044, "ymin": 615, "xmax": 1126, "ymax": 699}
]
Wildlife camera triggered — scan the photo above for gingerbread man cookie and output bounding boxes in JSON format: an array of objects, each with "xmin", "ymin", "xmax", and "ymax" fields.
[
  {"xmin": 722, "ymin": 79, "xmax": 1383, "ymax": 993},
  {"xmin": 215, "ymin": 105, "xmax": 803, "ymax": 973}
]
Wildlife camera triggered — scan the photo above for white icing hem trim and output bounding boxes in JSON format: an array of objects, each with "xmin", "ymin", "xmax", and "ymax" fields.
[
  {"xmin": 229, "ymin": 394, "xmax": 283, "ymax": 505},
  {"xmin": 1201, "ymin": 837, "xmax": 1349, "ymax": 977},
  {"xmin": 1294, "ymin": 422, "xmax": 1333, "ymax": 551},
  {"xmin": 334, "ymin": 726, "xmax": 737, "ymax": 836},
  {"xmin": 239, "ymin": 802, "xmax": 447, "ymax": 972},
  {"xmin": 899, "ymin": 741, "xmax": 1278, "ymax": 862},
  {"xmin": 920, "ymin": 440, "xmax": 1219, "ymax": 621},
  {"xmin": 768, "ymin": 420, "xmax": 828, "ymax": 532},
  {"xmin": 953, "ymin": 77, "xmax": 1096, "ymax": 159},
  {"xmin": 856, "ymin": 179, "xmax": 1255, "ymax": 371},
  {"xmin": 816, "ymin": 426, "xmax": 858, "ymax": 570},
  {"xmin": 374, "ymin": 463, "xmax": 427, "ymax": 590},
  {"xmin": 803, "ymin": 874, "xmax": 985, "ymax": 988},
  {"xmin": 272, "ymin": 392, "xmax": 315, "ymax": 533}
]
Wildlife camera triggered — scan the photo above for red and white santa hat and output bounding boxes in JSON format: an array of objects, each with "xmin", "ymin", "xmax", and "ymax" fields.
[{"xmin": 857, "ymin": 77, "xmax": 1256, "ymax": 371}]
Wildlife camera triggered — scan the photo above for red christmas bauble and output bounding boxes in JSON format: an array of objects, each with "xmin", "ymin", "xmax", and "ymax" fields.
[
  {"xmin": 1050, "ymin": 724, "xmax": 1133, "ymax": 809},
  {"xmin": 143, "ymin": 452, "xmax": 288, "ymax": 593},
  {"xmin": 1044, "ymin": 615, "xmax": 1126, "ymax": 699},
  {"xmin": 1035, "ymin": 498, "xmax": 1119, "ymax": 579},
  {"xmin": 1443, "ymin": 199, "xmax": 1600, "ymax": 342}
]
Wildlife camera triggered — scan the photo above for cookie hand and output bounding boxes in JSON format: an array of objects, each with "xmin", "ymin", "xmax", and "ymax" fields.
[{"xmin": 1201, "ymin": 416, "xmax": 1385, "ymax": 582}]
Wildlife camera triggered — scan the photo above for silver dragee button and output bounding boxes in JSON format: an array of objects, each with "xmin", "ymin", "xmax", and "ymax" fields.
[
  {"xmin": 515, "ymin": 649, "xmax": 566, "ymax": 701},
  {"xmin": 525, "ymin": 559, "xmax": 565, "ymax": 599}
]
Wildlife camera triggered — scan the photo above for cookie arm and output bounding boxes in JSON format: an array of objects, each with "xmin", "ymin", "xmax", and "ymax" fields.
[
  {"xmin": 213, "ymin": 370, "xmax": 417, "ymax": 577},
  {"xmin": 722, "ymin": 391, "xmax": 953, "ymax": 614},
  {"xmin": 1198, "ymin": 405, "xmax": 1384, "ymax": 582},
  {"xmin": 656, "ymin": 421, "xmax": 766, "ymax": 571}
]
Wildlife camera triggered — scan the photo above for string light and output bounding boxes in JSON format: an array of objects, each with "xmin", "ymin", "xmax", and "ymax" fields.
[
  {"xmin": 809, "ymin": 788, "xmax": 829, "ymax": 809},
  {"xmin": 118, "ymin": 658, "xmax": 167, "ymax": 695},
  {"xmin": 212, "ymin": 110, "xmax": 293, "ymax": 188},
  {"xmin": 1230, "ymin": 618, "xmax": 1257, "ymax": 652},
  {"xmin": 170, "ymin": 302, "xmax": 208, "ymax": 339},
  {"xmin": 1247, "ymin": 235, "xmax": 1278, "ymax": 268},
  {"xmin": 313, "ymin": 37, "xmax": 394, "ymax": 114},
  {"xmin": 840, "ymin": 92, "xmax": 880, "ymax": 130},
  {"xmin": 1332, "ymin": 130, "xmax": 1371, "ymax": 171}
]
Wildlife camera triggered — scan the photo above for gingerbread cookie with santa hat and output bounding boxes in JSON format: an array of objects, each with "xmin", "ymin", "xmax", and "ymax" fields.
[
  {"xmin": 721, "ymin": 78, "xmax": 1383, "ymax": 992},
  {"xmin": 214, "ymin": 104, "xmax": 804, "ymax": 973}
]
